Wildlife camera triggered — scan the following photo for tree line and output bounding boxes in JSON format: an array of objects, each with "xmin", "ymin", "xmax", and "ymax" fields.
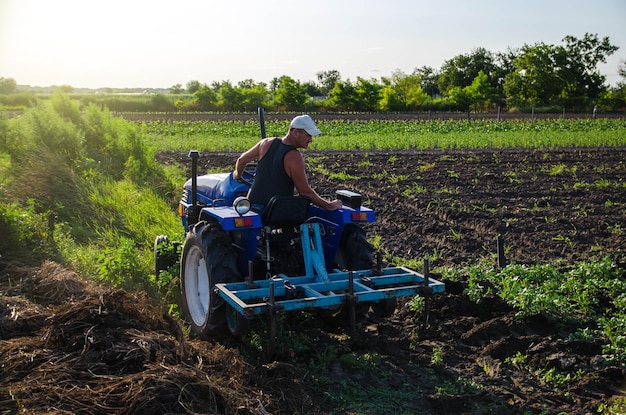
[{"xmin": 2, "ymin": 33, "xmax": 625, "ymax": 113}]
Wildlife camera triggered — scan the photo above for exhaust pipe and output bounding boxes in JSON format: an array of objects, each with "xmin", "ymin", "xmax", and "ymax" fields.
[{"xmin": 186, "ymin": 150, "xmax": 201, "ymax": 227}]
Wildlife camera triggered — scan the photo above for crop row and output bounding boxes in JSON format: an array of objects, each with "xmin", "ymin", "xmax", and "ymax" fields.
[{"xmin": 142, "ymin": 118, "xmax": 626, "ymax": 153}]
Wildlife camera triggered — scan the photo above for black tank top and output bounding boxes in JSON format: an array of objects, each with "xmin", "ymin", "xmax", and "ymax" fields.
[{"xmin": 248, "ymin": 138, "xmax": 296, "ymax": 207}]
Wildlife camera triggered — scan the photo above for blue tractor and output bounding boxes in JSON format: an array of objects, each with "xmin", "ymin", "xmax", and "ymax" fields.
[{"xmin": 155, "ymin": 110, "xmax": 444, "ymax": 341}]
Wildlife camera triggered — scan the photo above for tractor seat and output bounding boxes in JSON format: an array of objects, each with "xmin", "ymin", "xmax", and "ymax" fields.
[{"xmin": 261, "ymin": 195, "xmax": 310, "ymax": 228}]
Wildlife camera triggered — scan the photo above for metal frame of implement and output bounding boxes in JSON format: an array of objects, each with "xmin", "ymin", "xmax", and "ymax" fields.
[{"xmin": 216, "ymin": 223, "xmax": 445, "ymax": 318}]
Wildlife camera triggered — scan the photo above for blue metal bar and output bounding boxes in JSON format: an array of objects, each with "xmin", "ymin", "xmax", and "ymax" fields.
[{"xmin": 215, "ymin": 222, "xmax": 445, "ymax": 317}]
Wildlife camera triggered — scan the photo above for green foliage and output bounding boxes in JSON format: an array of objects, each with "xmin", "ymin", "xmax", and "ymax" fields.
[
  {"xmin": 0, "ymin": 77, "xmax": 18, "ymax": 94},
  {"xmin": 0, "ymin": 201, "xmax": 59, "ymax": 264},
  {"xmin": 456, "ymin": 258, "xmax": 626, "ymax": 365},
  {"xmin": 143, "ymin": 118, "xmax": 626, "ymax": 153},
  {"xmin": 0, "ymin": 96, "xmax": 182, "ymax": 303}
]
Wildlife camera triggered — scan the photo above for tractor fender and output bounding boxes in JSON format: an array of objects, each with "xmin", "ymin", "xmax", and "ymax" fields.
[{"xmin": 198, "ymin": 206, "xmax": 263, "ymax": 231}]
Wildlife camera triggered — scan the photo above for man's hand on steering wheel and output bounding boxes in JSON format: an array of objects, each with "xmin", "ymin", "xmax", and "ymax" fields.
[{"xmin": 235, "ymin": 170, "xmax": 255, "ymax": 186}]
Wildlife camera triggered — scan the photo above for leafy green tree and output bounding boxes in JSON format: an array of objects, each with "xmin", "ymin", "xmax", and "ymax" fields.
[
  {"xmin": 150, "ymin": 94, "xmax": 176, "ymax": 112},
  {"xmin": 273, "ymin": 76, "xmax": 308, "ymax": 110},
  {"xmin": 217, "ymin": 81, "xmax": 244, "ymax": 111},
  {"xmin": 560, "ymin": 33, "xmax": 619, "ymax": 107},
  {"xmin": 379, "ymin": 85, "xmax": 403, "ymax": 111},
  {"xmin": 327, "ymin": 80, "xmax": 356, "ymax": 111},
  {"xmin": 194, "ymin": 84, "xmax": 218, "ymax": 111},
  {"xmin": 413, "ymin": 66, "xmax": 440, "ymax": 98},
  {"xmin": 503, "ymin": 42, "xmax": 565, "ymax": 108},
  {"xmin": 239, "ymin": 82, "xmax": 268, "ymax": 111},
  {"xmin": 169, "ymin": 84, "xmax": 184, "ymax": 94},
  {"xmin": 604, "ymin": 60, "xmax": 626, "ymax": 110},
  {"xmin": 316, "ymin": 70, "xmax": 342, "ymax": 95},
  {"xmin": 503, "ymin": 34, "xmax": 618, "ymax": 110},
  {"xmin": 303, "ymin": 81, "xmax": 323, "ymax": 97},
  {"xmin": 446, "ymin": 86, "xmax": 471, "ymax": 111},
  {"xmin": 354, "ymin": 77, "xmax": 381, "ymax": 111},
  {"xmin": 186, "ymin": 80, "xmax": 201, "ymax": 94},
  {"xmin": 0, "ymin": 77, "xmax": 17, "ymax": 94},
  {"xmin": 388, "ymin": 70, "xmax": 429, "ymax": 111},
  {"xmin": 465, "ymin": 71, "xmax": 500, "ymax": 111},
  {"xmin": 57, "ymin": 85, "xmax": 74, "ymax": 93},
  {"xmin": 438, "ymin": 48, "xmax": 499, "ymax": 94}
]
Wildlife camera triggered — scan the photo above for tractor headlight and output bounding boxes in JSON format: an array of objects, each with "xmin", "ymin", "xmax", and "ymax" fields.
[{"xmin": 233, "ymin": 196, "xmax": 251, "ymax": 216}]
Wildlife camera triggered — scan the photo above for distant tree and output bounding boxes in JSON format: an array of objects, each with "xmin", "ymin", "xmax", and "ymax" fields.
[
  {"xmin": 150, "ymin": 94, "xmax": 176, "ymax": 111},
  {"xmin": 269, "ymin": 77, "xmax": 281, "ymax": 93},
  {"xmin": 503, "ymin": 34, "xmax": 618, "ymax": 109},
  {"xmin": 503, "ymin": 42, "xmax": 565, "ymax": 108},
  {"xmin": 303, "ymin": 81, "xmax": 323, "ymax": 97},
  {"xmin": 413, "ymin": 66, "xmax": 440, "ymax": 98},
  {"xmin": 327, "ymin": 80, "xmax": 356, "ymax": 111},
  {"xmin": 238, "ymin": 81, "xmax": 268, "ymax": 111},
  {"xmin": 388, "ymin": 70, "xmax": 428, "ymax": 111},
  {"xmin": 560, "ymin": 33, "xmax": 619, "ymax": 107},
  {"xmin": 465, "ymin": 71, "xmax": 500, "ymax": 111},
  {"xmin": 446, "ymin": 86, "xmax": 471, "ymax": 111},
  {"xmin": 619, "ymin": 59, "xmax": 626, "ymax": 79},
  {"xmin": 354, "ymin": 77, "xmax": 382, "ymax": 111},
  {"xmin": 604, "ymin": 60, "xmax": 626, "ymax": 110},
  {"xmin": 379, "ymin": 85, "xmax": 403, "ymax": 111},
  {"xmin": 217, "ymin": 81, "xmax": 244, "ymax": 111},
  {"xmin": 273, "ymin": 76, "xmax": 308, "ymax": 110},
  {"xmin": 237, "ymin": 79, "xmax": 256, "ymax": 89},
  {"xmin": 194, "ymin": 84, "xmax": 218, "ymax": 111},
  {"xmin": 169, "ymin": 83, "xmax": 184, "ymax": 94},
  {"xmin": 0, "ymin": 77, "xmax": 17, "ymax": 94},
  {"xmin": 438, "ymin": 48, "xmax": 498, "ymax": 94},
  {"xmin": 57, "ymin": 85, "xmax": 74, "ymax": 93},
  {"xmin": 186, "ymin": 80, "xmax": 201, "ymax": 94},
  {"xmin": 316, "ymin": 70, "xmax": 341, "ymax": 95}
]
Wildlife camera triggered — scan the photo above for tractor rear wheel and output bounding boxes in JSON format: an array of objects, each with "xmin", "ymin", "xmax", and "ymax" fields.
[
  {"xmin": 336, "ymin": 224, "xmax": 373, "ymax": 271},
  {"xmin": 180, "ymin": 222, "xmax": 239, "ymax": 339},
  {"xmin": 339, "ymin": 224, "xmax": 398, "ymax": 317},
  {"xmin": 322, "ymin": 224, "xmax": 374, "ymax": 322}
]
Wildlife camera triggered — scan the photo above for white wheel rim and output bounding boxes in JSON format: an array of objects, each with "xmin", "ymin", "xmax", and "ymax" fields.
[{"xmin": 184, "ymin": 244, "xmax": 210, "ymax": 326}]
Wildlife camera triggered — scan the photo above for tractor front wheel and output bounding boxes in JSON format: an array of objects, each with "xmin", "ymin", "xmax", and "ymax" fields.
[{"xmin": 180, "ymin": 222, "xmax": 239, "ymax": 339}]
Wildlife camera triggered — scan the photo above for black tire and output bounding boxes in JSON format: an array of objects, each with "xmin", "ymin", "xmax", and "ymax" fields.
[
  {"xmin": 321, "ymin": 224, "xmax": 374, "ymax": 321},
  {"xmin": 180, "ymin": 222, "xmax": 239, "ymax": 339},
  {"xmin": 225, "ymin": 305, "xmax": 252, "ymax": 336},
  {"xmin": 337, "ymin": 225, "xmax": 398, "ymax": 317},
  {"xmin": 336, "ymin": 224, "xmax": 374, "ymax": 271}
]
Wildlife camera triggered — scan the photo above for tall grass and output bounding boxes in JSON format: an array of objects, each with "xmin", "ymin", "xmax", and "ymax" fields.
[{"xmin": 0, "ymin": 94, "xmax": 181, "ymax": 301}]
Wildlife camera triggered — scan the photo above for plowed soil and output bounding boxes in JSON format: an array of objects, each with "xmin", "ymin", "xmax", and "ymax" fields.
[{"xmin": 1, "ymin": 148, "xmax": 625, "ymax": 414}]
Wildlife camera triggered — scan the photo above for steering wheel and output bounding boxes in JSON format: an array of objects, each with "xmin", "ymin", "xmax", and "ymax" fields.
[{"xmin": 239, "ymin": 163, "xmax": 256, "ymax": 186}]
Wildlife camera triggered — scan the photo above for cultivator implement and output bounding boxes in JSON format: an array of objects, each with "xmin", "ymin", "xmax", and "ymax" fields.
[{"xmin": 216, "ymin": 222, "xmax": 444, "ymax": 341}]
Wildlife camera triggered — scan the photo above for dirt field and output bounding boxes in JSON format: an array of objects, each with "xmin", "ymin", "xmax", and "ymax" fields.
[{"xmin": 1, "ymin": 148, "xmax": 625, "ymax": 414}]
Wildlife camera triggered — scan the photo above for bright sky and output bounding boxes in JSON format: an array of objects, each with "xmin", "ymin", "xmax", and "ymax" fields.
[{"xmin": 1, "ymin": 0, "xmax": 625, "ymax": 89}]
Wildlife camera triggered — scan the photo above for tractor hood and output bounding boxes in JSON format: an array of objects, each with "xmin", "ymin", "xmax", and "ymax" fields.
[{"xmin": 183, "ymin": 172, "xmax": 249, "ymax": 206}]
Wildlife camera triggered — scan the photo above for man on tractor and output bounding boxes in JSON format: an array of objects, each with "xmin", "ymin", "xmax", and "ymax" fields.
[{"xmin": 232, "ymin": 114, "xmax": 342, "ymax": 216}]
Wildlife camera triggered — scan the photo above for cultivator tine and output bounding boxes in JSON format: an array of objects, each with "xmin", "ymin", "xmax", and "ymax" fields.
[
  {"xmin": 246, "ymin": 260, "xmax": 258, "ymax": 289},
  {"xmin": 374, "ymin": 251, "xmax": 383, "ymax": 276},
  {"xmin": 497, "ymin": 236, "xmax": 507, "ymax": 268},
  {"xmin": 267, "ymin": 281, "xmax": 277, "ymax": 359},
  {"xmin": 423, "ymin": 258, "xmax": 431, "ymax": 332},
  {"xmin": 348, "ymin": 271, "xmax": 357, "ymax": 337}
]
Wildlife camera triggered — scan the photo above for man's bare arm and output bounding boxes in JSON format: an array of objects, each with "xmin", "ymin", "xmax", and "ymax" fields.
[{"xmin": 284, "ymin": 151, "xmax": 342, "ymax": 210}]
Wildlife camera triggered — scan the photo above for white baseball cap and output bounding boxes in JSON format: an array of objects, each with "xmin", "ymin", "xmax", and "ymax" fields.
[{"xmin": 289, "ymin": 114, "xmax": 321, "ymax": 136}]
